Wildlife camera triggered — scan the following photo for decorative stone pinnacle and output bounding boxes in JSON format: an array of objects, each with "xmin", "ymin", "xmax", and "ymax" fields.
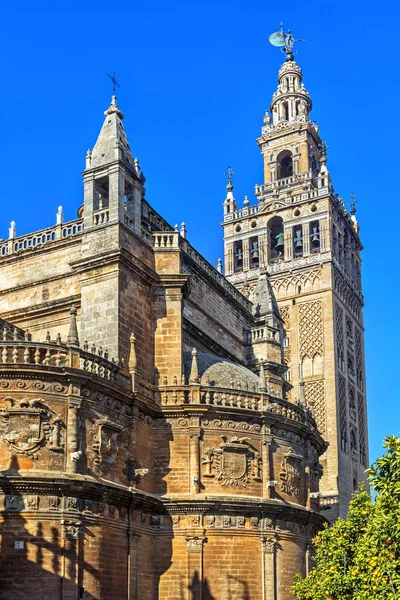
[
  {"xmin": 243, "ymin": 195, "xmax": 249, "ymax": 207},
  {"xmin": 8, "ymin": 221, "xmax": 16, "ymax": 240},
  {"xmin": 217, "ymin": 258, "xmax": 222, "ymax": 273},
  {"xmin": 128, "ymin": 332, "xmax": 138, "ymax": 374},
  {"xmin": 180, "ymin": 222, "xmax": 186, "ymax": 239},
  {"xmin": 67, "ymin": 305, "xmax": 79, "ymax": 347},
  {"xmin": 259, "ymin": 361, "xmax": 266, "ymax": 392},
  {"xmin": 104, "ymin": 94, "xmax": 124, "ymax": 120},
  {"xmin": 56, "ymin": 206, "xmax": 64, "ymax": 225},
  {"xmin": 189, "ymin": 347, "xmax": 200, "ymax": 384}
]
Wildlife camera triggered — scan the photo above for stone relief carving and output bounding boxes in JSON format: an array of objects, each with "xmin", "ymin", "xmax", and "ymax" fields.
[
  {"xmin": 92, "ymin": 417, "xmax": 123, "ymax": 467},
  {"xmin": 279, "ymin": 447, "xmax": 303, "ymax": 496},
  {"xmin": 186, "ymin": 535, "xmax": 206, "ymax": 551},
  {"xmin": 26, "ymin": 495, "xmax": 39, "ymax": 510},
  {"xmin": 0, "ymin": 397, "xmax": 64, "ymax": 458},
  {"xmin": 202, "ymin": 436, "xmax": 262, "ymax": 487}
]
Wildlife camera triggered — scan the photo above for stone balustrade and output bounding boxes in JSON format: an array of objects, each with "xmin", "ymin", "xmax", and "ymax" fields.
[
  {"xmin": 0, "ymin": 219, "xmax": 83, "ymax": 257},
  {"xmin": 0, "ymin": 339, "xmax": 131, "ymax": 389},
  {"xmin": 93, "ymin": 208, "xmax": 109, "ymax": 226},
  {"xmin": 158, "ymin": 383, "xmax": 316, "ymax": 427}
]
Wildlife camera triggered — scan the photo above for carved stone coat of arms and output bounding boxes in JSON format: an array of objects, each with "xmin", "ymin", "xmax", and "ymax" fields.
[{"xmin": 202, "ymin": 435, "xmax": 262, "ymax": 487}]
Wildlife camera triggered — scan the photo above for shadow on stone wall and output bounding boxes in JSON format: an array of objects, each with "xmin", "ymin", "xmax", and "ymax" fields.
[{"xmin": 0, "ymin": 457, "xmax": 97, "ymax": 600}]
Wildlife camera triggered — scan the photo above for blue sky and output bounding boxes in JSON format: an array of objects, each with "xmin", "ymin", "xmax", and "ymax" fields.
[{"xmin": 0, "ymin": 1, "xmax": 398, "ymax": 467}]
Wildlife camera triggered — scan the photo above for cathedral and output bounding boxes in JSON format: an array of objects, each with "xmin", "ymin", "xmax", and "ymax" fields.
[{"xmin": 0, "ymin": 35, "xmax": 367, "ymax": 600}]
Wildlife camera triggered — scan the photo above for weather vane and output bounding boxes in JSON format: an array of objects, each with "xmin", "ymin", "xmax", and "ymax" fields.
[
  {"xmin": 224, "ymin": 166, "xmax": 235, "ymax": 186},
  {"xmin": 349, "ymin": 192, "xmax": 357, "ymax": 215},
  {"xmin": 107, "ymin": 72, "xmax": 121, "ymax": 95},
  {"xmin": 269, "ymin": 22, "xmax": 305, "ymax": 61}
]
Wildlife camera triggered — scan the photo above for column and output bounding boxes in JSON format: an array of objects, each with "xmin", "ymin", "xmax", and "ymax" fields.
[
  {"xmin": 262, "ymin": 434, "xmax": 274, "ymax": 499},
  {"xmin": 189, "ymin": 426, "xmax": 201, "ymax": 494},
  {"xmin": 225, "ymin": 243, "xmax": 234, "ymax": 275},
  {"xmin": 320, "ymin": 218, "xmax": 328, "ymax": 251},
  {"xmin": 259, "ymin": 234, "xmax": 267, "ymax": 268},
  {"xmin": 83, "ymin": 173, "xmax": 97, "ymax": 229},
  {"xmin": 61, "ymin": 521, "xmax": 81, "ymax": 600},
  {"xmin": 242, "ymin": 238, "xmax": 250, "ymax": 272},
  {"xmin": 303, "ymin": 222, "xmax": 310, "ymax": 256},
  {"xmin": 284, "ymin": 225, "xmax": 293, "ymax": 261},
  {"xmin": 127, "ymin": 531, "xmax": 140, "ymax": 599},
  {"xmin": 186, "ymin": 534, "xmax": 206, "ymax": 600},
  {"xmin": 261, "ymin": 535, "xmax": 277, "ymax": 600},
  {"xmin": 108, "ymin": 167, "xmax": 125, "ymax": 222},
  {"xmin": 67, "ymin": 387, "xmax": 82, "ymax": 474}
]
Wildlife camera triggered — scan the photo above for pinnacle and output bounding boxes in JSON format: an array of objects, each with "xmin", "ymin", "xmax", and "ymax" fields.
[{"xmin": 104, "ymin": 95, "xmax": 124, "ymax": 120}]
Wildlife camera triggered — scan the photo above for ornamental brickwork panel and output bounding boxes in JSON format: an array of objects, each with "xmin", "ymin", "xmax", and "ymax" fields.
[
  {"xmin": 338, "ymin": 374, "xmax": 348, "ymax": 449},
  {"xmin": 298, "ymin": 300, "xmax": 323, "ymax": 360},
  {"xmin": 335, "ymin": 302, "xmax": 344, "ymax": 371},
  {"xmin": 304, "ymin": 381, "xmax": 325, "ymax": 436}
]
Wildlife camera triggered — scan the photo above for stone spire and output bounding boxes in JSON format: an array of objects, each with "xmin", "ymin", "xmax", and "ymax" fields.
[
  {"xmin": 86, "ymin": 95, "xmax": 139, "ymax": 174},
  {"xmin": 251, "ymin": 268, "xmax": 281, "ymax": 325}
]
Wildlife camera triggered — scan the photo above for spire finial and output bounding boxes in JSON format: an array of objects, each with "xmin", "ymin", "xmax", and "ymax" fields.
[
  {"xmin": 269, "ymin": 23, "xmax": 305, "ymax": 61},
  {"xmin": 224, "ymin": 166, "xmax": 235, "ymax": 191},
  {"xmin": 349, "ymin": 192, "xmax": 357, "ymax": 215}
]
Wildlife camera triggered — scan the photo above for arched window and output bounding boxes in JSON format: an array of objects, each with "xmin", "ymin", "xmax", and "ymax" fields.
[
  {"xmin": 310, "ymin": 220, "xmax": 320, "ymax": 253},
  {"xmin": 268, "ymin": 216, "xmax": 284, "ymax": 263},
  {"xmin": 293, "ymin": 225, "xmax": 303, "ymax": 257},
  {"xmin": 234, "ymin": 240, "xmax": 243, "ymax": 272},
  {"xmin": 276, "ymin": 151, "xmax": 293, "ymax": 180}
]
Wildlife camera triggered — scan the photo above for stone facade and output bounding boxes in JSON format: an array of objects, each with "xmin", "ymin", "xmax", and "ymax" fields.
[
  {"xmin": 222, "ymin": 59, "xmax": 368, "ymax": 520},
  {"xmin": 0, "ymin": 57, "xmax": 364, "ymax": 599}
]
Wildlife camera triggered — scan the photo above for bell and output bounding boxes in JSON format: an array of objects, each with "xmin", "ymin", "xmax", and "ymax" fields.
[
  {"xmin": 236, "ymin": 249, "xmax": 243, "ymax": 261},
  {"xmin": 311, "ymin": 227, "xmax": 320, "ymax": 246},
  {"xmin": 275, "ymin": 232, "xmax": 284, "ymax": 250},
  {"xmin": 251, "ymin": 242, "xmax": 259, "ymax": 259},
  {"xmin": 294, "ymin": 230, "xmax": 303, "ymax": 248}
]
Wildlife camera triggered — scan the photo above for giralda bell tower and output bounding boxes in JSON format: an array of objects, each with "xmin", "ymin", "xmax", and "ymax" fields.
[{"xmin": 222, "ymin": 27, "xmax": 368, "ymax": 520}]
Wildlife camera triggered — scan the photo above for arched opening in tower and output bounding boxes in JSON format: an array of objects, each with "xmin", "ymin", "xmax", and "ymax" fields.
[
  {"xmin": 276, "ymin": 150, "xmax": 293, "ymax": 180},
  {"xmin": 268, "ymin": 216, "xmax": 284, "ymax": 263}
]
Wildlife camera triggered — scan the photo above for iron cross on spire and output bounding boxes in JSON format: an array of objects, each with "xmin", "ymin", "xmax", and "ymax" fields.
[{"xmin": 107, "ymin": 72, "xmax": 121, "ymax": 95}]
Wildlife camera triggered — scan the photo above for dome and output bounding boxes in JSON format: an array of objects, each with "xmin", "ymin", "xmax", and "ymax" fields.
[{"xmin": 183, "ymin": 351, "xmax": 260, "ymax": 391}]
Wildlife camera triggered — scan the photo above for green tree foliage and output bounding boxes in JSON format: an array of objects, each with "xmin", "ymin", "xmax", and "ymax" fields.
[{"xmin": 292, "ymin": 435, "xmax": 400, "ymax": 600}]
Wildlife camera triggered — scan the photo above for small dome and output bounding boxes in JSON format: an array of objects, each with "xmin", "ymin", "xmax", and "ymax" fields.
[{"xmin": 183, "ymin": 351, "xmax": 260, "ymax": 391}]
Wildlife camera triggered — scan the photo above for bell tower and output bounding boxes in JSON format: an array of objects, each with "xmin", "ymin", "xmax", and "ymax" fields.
[{"xmin": 222, "ymin": 35, "xmax": 368, "ymax": 520}]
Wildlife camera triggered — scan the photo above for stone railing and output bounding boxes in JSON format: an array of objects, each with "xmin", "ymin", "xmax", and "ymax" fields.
[
  {"xmin": 251, "ymin": 325, "xmax": 279, "ymax": 343},
  {"xmin": 0, "ymin": 340, "xmax": 130, "ymax": 389},
  {"xmin": 230, "ymin": 205, "xmax": 259, "ymax": 221},
  {"xmin": 93, "ymin": 208, "xmax": 109, "ymax": 226},
  {"xmin": 0, "ymin": 219, "xmax": 83, "ymax": 258},
  {"xmin": 255, "ymin": 171, "xmax": 318, "ymax": 198},
  {"xmin": 158, "ymin": 384, "xmax": 316, "ymax": 428},
  {"xmin": 153, "ymin": 231, "xmax": 180, "ymax": 249},
  {"xmin": 264, "ymin": 398, "xmax": 315, "ymax": 428},
  {"xmin": 159, "ymin": 385, "xmax": 262, "ymax": 411}
]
